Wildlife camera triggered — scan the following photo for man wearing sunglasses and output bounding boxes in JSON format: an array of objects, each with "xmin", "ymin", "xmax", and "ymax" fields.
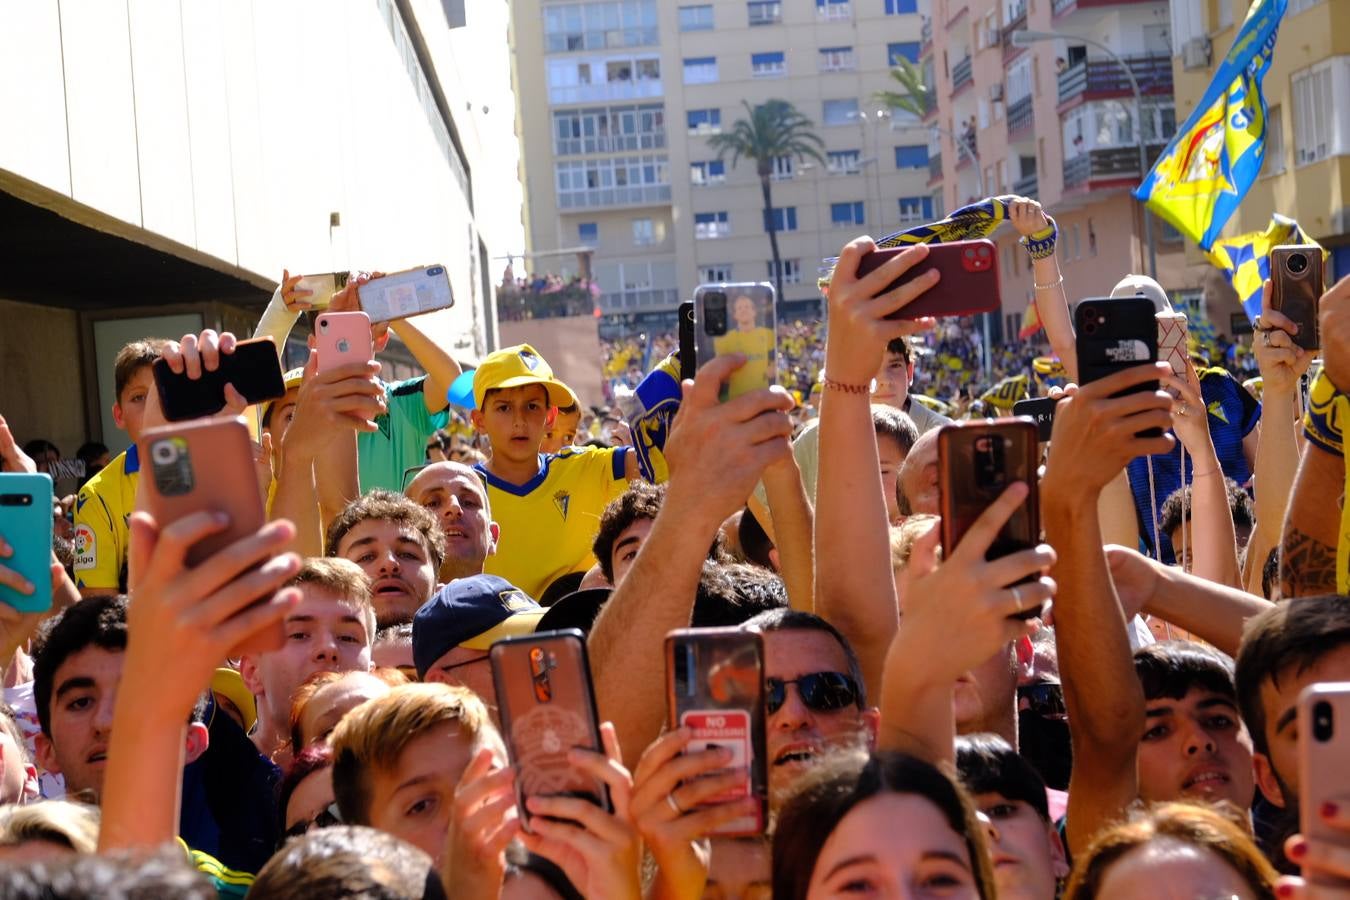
[{"xmin": 743, "ymin": 608, "xmax": 878, "ymax": 804}]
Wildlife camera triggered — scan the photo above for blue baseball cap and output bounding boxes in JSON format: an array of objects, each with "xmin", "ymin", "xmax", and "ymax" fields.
[{"xmin": 412, "ymin": 574, "xmax": 545, "ymax": 678}]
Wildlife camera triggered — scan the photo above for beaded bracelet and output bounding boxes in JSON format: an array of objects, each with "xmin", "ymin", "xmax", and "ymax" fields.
[
  {"xmin": 1304, "ymin": 368, "xmax": 1346, "ymax": 456},
  {"xmin": 823, "ymin": 376, "xmax": 872, "ymax": 395},
  {"xmin": 1019, "ymin": 218, "xmax": 1059, "ymax": 261}
]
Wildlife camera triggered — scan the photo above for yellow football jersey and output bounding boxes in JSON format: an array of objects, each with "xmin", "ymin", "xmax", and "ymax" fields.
[
  {"xmin": 477, "ymin": 446, "xmax": 631, "ymax": 599},
  {"xmin": 73, "ymin": 446, "xmax": 140, "ymax": 592},
  {"xmin": 713, "ymin": 327, "xmax": 775, "ymax": 398}
]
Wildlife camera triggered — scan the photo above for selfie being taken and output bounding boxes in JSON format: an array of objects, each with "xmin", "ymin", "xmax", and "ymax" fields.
[{"xmin": 2, "ymin": 0, "xmax": 1350, "ymax": 897}]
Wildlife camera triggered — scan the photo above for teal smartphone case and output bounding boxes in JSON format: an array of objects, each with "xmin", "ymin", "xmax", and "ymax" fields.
[{"xmin": 0, "ymin": 473, "xmax": 53, "ymax": 613}]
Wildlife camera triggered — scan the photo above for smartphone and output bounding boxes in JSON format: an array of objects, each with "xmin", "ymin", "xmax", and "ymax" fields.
[
  {"xmin": 1011, "ymin": 397, "xmax": 1060, "ymax": 442},
  {"xmin": 137, "ymin": 418, "xmax": 265, "ymax": 568},
  {"xmin": 356, "ymin": 265, "xmax": 454, "ymax": 324},
  {"xmin": 1157, "ymin": 310, "xmax": 1190, "ymax": 380},
  {"xmin": 1074, "ymin": 297, "xmax": 1161, "ymax": 437},
  {"xmin": 314, "ymin": 312, "xmax": 374, "ymax": 374},
  {"xmin": 294, "ymin": 272, "xmax": 350, "ymax": 310},
  {"xmin": 0, "ymin": 473, "xmax": 53, "ymax": 613},
  {"xmin": 1298, "ymin": 683, "xmax": 1350, "ymax": 896},
  {"xmin": 665, "ymin": 627, "xmax": 768, "ymax": 836},
  {"xmin": 694, "ymin": 283, "xmax": 777, "ymax": 402},
  {"xmin": 678, "ymin": 300, "xmax": 696, "ymax": 382},
  {"xmin": 490, "ymin": 629, "xmax": 610, "ymax": 830},
  {"xmin": 1271, "ymin": 245, "xmax": 1324, "ymax": 352},
  {"xmin": 853, "ymin": 240, "xmax": 1001, "ymax": 320},
  {"xmin": 938, "ymin": 419, "xmax": 1042, "ymax": 619},
  {"xmin": 152, "ymin": 338, "xmax": 287, "ymax": 422}
]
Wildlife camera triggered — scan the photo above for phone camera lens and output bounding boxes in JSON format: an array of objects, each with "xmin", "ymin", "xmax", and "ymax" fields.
[
  {"xmin": 965, "ymin": 248, "xmax": 976, "ymax": 259},
  {"xmin": 151, "ymin": 441, "xmax": 177, "ymax": 465},
  {"xmin": 1313, "ymin": 700, "xmax": 1335, "ymax": 742},
  {"xmin": 318, "ymin": 318, "xmax": 328, "ymax": 333},
  {"xmin": 1288, "ymin": 253, "xmax": 1309, "ymax": 275}
]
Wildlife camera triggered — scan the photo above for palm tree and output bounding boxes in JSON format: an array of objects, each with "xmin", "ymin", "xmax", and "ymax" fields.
[
  {"xmin": 707, "ymin": 99, "xmax": 825, "ymax": 302},
  {"xmin": 874, "ymin": 57, "xmax": 932, "ymax": 119}
]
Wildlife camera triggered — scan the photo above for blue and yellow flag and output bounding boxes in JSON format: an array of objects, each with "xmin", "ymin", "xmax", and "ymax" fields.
[
  {"xmin": 1133, "ymin": 0, "xmax": 1287, "ymax": 250},
  {"xmin": 1207, "ymin": 214, "xmax": 1328, "ymax": 322}
]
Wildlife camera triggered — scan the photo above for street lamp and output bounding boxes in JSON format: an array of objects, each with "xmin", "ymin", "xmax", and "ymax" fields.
[{"xmin": 1012, "ymin": 28, "xmax": 1157, "ymax": 278}]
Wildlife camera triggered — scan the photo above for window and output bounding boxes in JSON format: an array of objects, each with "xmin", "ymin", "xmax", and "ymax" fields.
[
  {"xmin": 632, "ymin": 218, "xmax": 655, "ymax": 246},
  {"xmin": 828, "ymin": 149, "xmax": 863, "ymax": 173},
  {"xmin": 578, "ymin": 222, "xmax": 599, "ymax": 243},
  {"xmin": 695, "ymin": 211, "xmax": 730, "ymax": 239},
  {"xmin": 752, "ymin": 52, "xmax": 787, "ymax": 77},
  {"xmin": 553, "ymin": 104, "xmax": 666, "ymax": 156},
  {"xmin": 701, "ymin": 264, "xmax": 734, "ymax": 283},
  {"xmin": 767, "ymin": 259, "xmax": 803, "ymax": 284},
  {"xmin": 1288, "ymin": 0, "xmax": 1323, "ymax": 13},
  {"xmin": 1008, "ymin": 58, "xmax": 1033, "ymax": 102},
  {"xmin": 888, "ymin": 42, "xmax": 921, "ymax": 65},
  {"xmin": 1265, "ymin": 104, "xmax": 1286, "ymax": 175},
  {"xmin": 555, "ymin": 155, "xmax": 671, "ymax": 208},
  {"xmin": 816, "ymin": 0, "xmax": 851, "ymax": 19},
  {"xmin": 886, "ymin": 0, "xmax": 918, "ymax": 12},
  {"xmin": 688, "ymin": 108, "xmax": 722, "ymax": 133},
  {"xmin": 820, "ymin": 46, "xmax": 856, "ymax": 72},
  {"xmin": 546, "ymin": 55, "xmax": 661, "ymax": 104},
  {"xmin": 543, "ymin": 1, "xmax": 659, "ymax": 53},
  {"xmin": 678, "ymin": 4, "xmax": 714, "ymax": 30},
  {"xmin": 770, "ymin": 156, "xmax": 795, "ymax": 180},
  {"xmin": 764, "ymin": 207, "xmax": 798, "ymax": 232},
  {"xmin": 690, "ymin": 160, "xmax": 726, "ymax": 184},
  {"xmin": 823, "ymin": 98, "xmax": 860, "ymax": 125},
  {"xmin": 894, "ymin": 145, "xmax": 927, "ymax": 168},
  {"xmin": 748, "ymin": 1, "xmax": 782, "ymax": 25},
  {"xmin": 831, "ymin": 201, "xmax": 866, "ymax": 226},
  {"xmin": 1291, "ymin": 59, "xmax": 1349, "ymax": 166},
  {"xmin": 898, "ymin": 196, "xmax": 934, "ymax": 222},
  {"xmin": 1169, "ymin": 0, "xmax": 1207, "ymax": 56},
  {"xmin": 683, "ymin": 57, "xmax": 719, "ymax": 84}
]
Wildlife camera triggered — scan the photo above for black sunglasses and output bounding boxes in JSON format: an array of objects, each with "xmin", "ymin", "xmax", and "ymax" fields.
[
  {"xmin": 1018, "ymin": 682, "xmax": 1066, "ymax": 720},
  {"xmin": 283, "ymin": 801, "xmax": 342, "ymax": 840},
  {"xmin": 766, "ymin": 672, "xmax": 860, "ymax": 715}
]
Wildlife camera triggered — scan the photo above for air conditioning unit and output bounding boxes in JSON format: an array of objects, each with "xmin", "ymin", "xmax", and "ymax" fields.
[
  {"xmin": 1182, "ymin": 37, "xmax": 1211, "ymax": 70},
  {"xmin": 990, "ymin": 82, "xmax": 1004, "ymax": 101}
]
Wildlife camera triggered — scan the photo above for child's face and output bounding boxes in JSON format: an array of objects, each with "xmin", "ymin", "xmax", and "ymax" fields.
[
  {"xmin": 540, "ymin": 407, "xmax": 581, "ymax": 454},
  {"xmin": 471, "ymin": 384, "xmax": 551, "ymax": 464},
  {"xmin": 112, "ymin": 366, "xmax": 156, "ymax": 442},
  {"xmin": 367, "ymin": 721, "xmax": 479, "ymax": 864}
]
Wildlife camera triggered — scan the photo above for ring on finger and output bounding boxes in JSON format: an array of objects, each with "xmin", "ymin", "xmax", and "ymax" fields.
[
  {"xmin": 666, "ymin": 793, "xmax": 683, "ymax": 816},
  {"xmin": 1263, "ymin": 331, "xmax": 1272, "ymax": 346},
  {"xmin": 1010, "ymin": 584, "xmax": 1024, "ymax": 613},
  {"xmin": 1178, "ymin": 402, "xmax": 1188, "ymax": 416}
]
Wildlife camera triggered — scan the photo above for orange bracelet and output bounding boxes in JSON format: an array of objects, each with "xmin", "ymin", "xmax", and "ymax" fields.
[{"xmin": 823, "ymin": 376, "xmax": 871, "ymax": 395}]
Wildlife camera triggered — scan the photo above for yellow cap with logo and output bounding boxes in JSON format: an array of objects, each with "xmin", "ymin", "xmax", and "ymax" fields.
[{"xmin": 472, "ymin": 344, "xmax": 578, "ymax": 410}]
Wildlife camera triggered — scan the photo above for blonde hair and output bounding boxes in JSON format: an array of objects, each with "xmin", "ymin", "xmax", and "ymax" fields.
[
  {"xmin": 329, "ymin": 683, "xmax": 503, "ymax": 825},
  {"xmin": 889, "ymin": 514, "xmax": 940, "ymax": 574},
  {"xmin": 0, "ymin": 800, "xmax": 100, "ymax": 853},
  {"xmin": 291, "ymin": 558, "xmax": 377, "ymax": 641}
]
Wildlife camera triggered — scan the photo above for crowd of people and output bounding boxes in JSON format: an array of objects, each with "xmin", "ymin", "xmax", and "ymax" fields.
[{"xmin": 0, "ymin": 194, "xmax": 1348, "ymax": 899}]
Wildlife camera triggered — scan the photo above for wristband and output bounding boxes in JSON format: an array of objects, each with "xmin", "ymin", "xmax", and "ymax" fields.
[
  {"xmin": 823, "ymin": 376, "xmax": 872, "ymax": 396},
  {"xmin": 1019, "ymin": 218, "xmax": 1058, "ymax": 261},
  {"xmin": 1304, "ymin": 368, "xmax": 1346, "ymax": 456}
]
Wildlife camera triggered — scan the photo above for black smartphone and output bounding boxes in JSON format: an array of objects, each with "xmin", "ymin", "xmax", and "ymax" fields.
[
  {"xmin": 152, "ymin": 338, "xmax": 287, "ymax": 421},
  {"xmin": 1012, "ymin": 397, "xmax": 1060, "ymax": 442},
  {"xmin": 1074, "ymin": 297, "xmax": 1161, "ymax": 437},
  {"xmin": 678, "ymin": 301, "xmax": 696, "ymax": 382}
]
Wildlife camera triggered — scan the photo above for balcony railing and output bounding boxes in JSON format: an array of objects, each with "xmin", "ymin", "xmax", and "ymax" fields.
[
  {"xmin": 1057, "ymin": 55, "xmax": 1173, "ymax": 105},
  {"xmin": 928, "ymin": 153, "xmax": 944, "ymax": 183},
  {"xmin": 1061, "ymin": 143, "xmax": 1166, "ymax": 189},
  {"xmin": 557, "ymin": 184, "xmax": 672, "ymax": 210},
  {"xmin": 555, "ymin": 131, "xmax": 667, "ymax": 157},
  {"xmin": 1006, "ymin": 95, "xmax": 1034, "ymax": 134},
  {"xmin": 549, "ymin": 79, "xmax": 664, "ymax": 105},
  {"xmin": 1012, "ymin": 171, "xmax": 1038, "ymax": 198},
  {"xmin": 951, "ymin": 56, "xmax": 973, "ymax": 92}
]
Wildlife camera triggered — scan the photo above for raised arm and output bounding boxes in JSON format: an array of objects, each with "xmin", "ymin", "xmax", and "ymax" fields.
[
  {"xmin": 1041, "ymin": 363, "xmax": 1175, "ymax": 856},
  {"xmin": 1009, "ymin": 199, "xmax": 1076, "ymax": 384},
  {"xmin": 814, "ymin": 239, "xmax": 941, "ymax": 704},
  {"xmin": 760, "ymin": 456, "xmax": 815, "ymax": 612},
  {"xmin": 1280, "ymin": 276, "xmax": 1350, "ymax": 598},
  {"xmin": 388, "ymin": 314, "xmax": 462, "ymax": 417},
  {"xmin": 1166, "ymin": 364, "xmax": 1241, "ymax": 587},
  {"xmin": 588, "ymin": 355, "xmax": 793, "ymax": 767}
]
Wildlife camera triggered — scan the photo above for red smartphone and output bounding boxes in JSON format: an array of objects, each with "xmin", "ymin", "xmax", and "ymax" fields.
[
  {"xmin": 665, "ymin": 628, "xmax": 768, "ymax": 836},
  {"xmin": 314, "ymin": 312, "xmax": 373, "ymax": 374},
  {"xmin": 152, "ymin": 338, "xmax": 286, "ymax": 421},
  {"xmin": 938, "ymin": 419, "xmax": 1042, "ymax": 619},
  {"xmin": 1271, "ymin": 245, "xmax": 1323, "ymax": 352},
  {"xmin": 854, "ymin": 240, "xmax": 1000, "ymax": 320},
  {"xmin": 1298, "ymin": 683, "xmax": 1350, "ymax": 897},
  {"xmin": 490, "ymin": 629, "xmax": 610, "ymax": 831},
  {"xmin": 137, "ymin": 417, "xmax": 265, "ymax": 567}
]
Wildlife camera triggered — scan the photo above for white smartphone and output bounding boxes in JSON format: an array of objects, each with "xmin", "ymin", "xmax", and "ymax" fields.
[
  {"xmin": 356, "ymin": 265, "xmax": 454, "ymax": 323},
  {"xmin": 294, "ymin": 272, "xmax": 350, "ymax": 310}
]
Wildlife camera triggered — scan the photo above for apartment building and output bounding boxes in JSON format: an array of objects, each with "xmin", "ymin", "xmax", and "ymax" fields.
[
  {"xmin": 509, "ymin": 0, "xmax": 935, "ymax": 328},
  {"xmin": 921, "ymin": 0, "xmax": 1203, "ymax": 338},
  {"xmin": 1170, "ymin": 0, "xmax": 1350, "ymax": 314}
]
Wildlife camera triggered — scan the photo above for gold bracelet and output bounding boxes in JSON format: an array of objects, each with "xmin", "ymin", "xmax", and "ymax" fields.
[
  {"xmin": 1191, "ymin": 469, "xmax": 1220, "ymax": 478},
  {"xmin": 1033, "ymin": 275, "xmax": 1064, "ymax": 290},
  {"xmin": 823, "ymin": 376, "xmax": 871, "ymax": 395}
]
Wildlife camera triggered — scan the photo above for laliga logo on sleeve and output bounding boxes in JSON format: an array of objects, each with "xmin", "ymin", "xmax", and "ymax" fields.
[{"xmin": 73, "ymin": 524, "xmax": 96, "ymax": 572}]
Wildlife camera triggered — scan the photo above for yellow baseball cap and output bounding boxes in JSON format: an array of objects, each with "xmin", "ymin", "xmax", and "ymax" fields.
[
  {"xmin": 472, "ymin": 344, "xmax": 578, "ymax": 410},
  {"xmin": 211, "ymin": 667, "xmax": 258, "ymax": 733}
]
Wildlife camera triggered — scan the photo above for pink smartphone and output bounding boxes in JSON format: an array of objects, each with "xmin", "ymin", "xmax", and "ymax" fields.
[
  {"xmin": 1298, "ymin": 683, "xmax": 1350, "ymax": 896},
  {"xmin": 314, "ymin": 312, "xmax": 373, "ymax": 374}
]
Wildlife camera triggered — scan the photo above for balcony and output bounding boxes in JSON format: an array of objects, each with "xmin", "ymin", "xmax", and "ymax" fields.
[
  {"xmin": 928, "ymin": 153, "xmax": 944, "ymax": 184},
  {"xmin": 921, "ymin": 17, "xmax": 933, "ymax": 50},
  {"xmin": 1000, "ymin": 5, "xmax": 1028, "ymax": 51},
  {"xmin": 1013, "ymin": 171, "xmax": 1039, "ymax": 198},
  {"xmin": 549, "ymin": 79, "xmax": 664, "ymax": 105},
  {"xmin": 951, "ymin": 56, "xmax": 973, "ymax": 93},
  {"xmin": 556, "ymin": 131, "xmax": 667, "ymax": 157},
  {"xmin": 1061, "ymin": 143, "xmax": 1166, "ymax": 190},
  {"xmin": 1053, "ymin": 0, "xmax": 1159, "ymax": 15},
  {"xmin": 600, "ymin": 287, "xmax": 681, "ymax": 312},
  {"xmin": 1007, "ymin": 95, "xmax": 1034, "ymax": 135},
  {"xmin": 817, "ymin": 2, "xmax": 851, "ymax": 21},
  {"xmin": 557, "ymin": 184, "xmax": 672, "ymax": 210},
  {"xmin": 1057, "ymin": 56, "xmax": 1173, "ymax": 107}
]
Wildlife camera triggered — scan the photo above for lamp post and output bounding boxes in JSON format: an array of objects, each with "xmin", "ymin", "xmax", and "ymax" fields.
[{"xmin": 1012, "ymin": 29, "xmax": 1157, "ymax": 278}]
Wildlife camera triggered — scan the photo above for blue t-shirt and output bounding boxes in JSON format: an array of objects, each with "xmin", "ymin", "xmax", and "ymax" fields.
[{"xmin": 1127, "ymin": 367, "xmax": 1260, "ymax": 563}]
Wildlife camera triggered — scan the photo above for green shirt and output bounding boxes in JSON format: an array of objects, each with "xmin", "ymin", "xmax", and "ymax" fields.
[{"xmin": 358, "ymin": 376, "xmax": 449, "ymax": 493}]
